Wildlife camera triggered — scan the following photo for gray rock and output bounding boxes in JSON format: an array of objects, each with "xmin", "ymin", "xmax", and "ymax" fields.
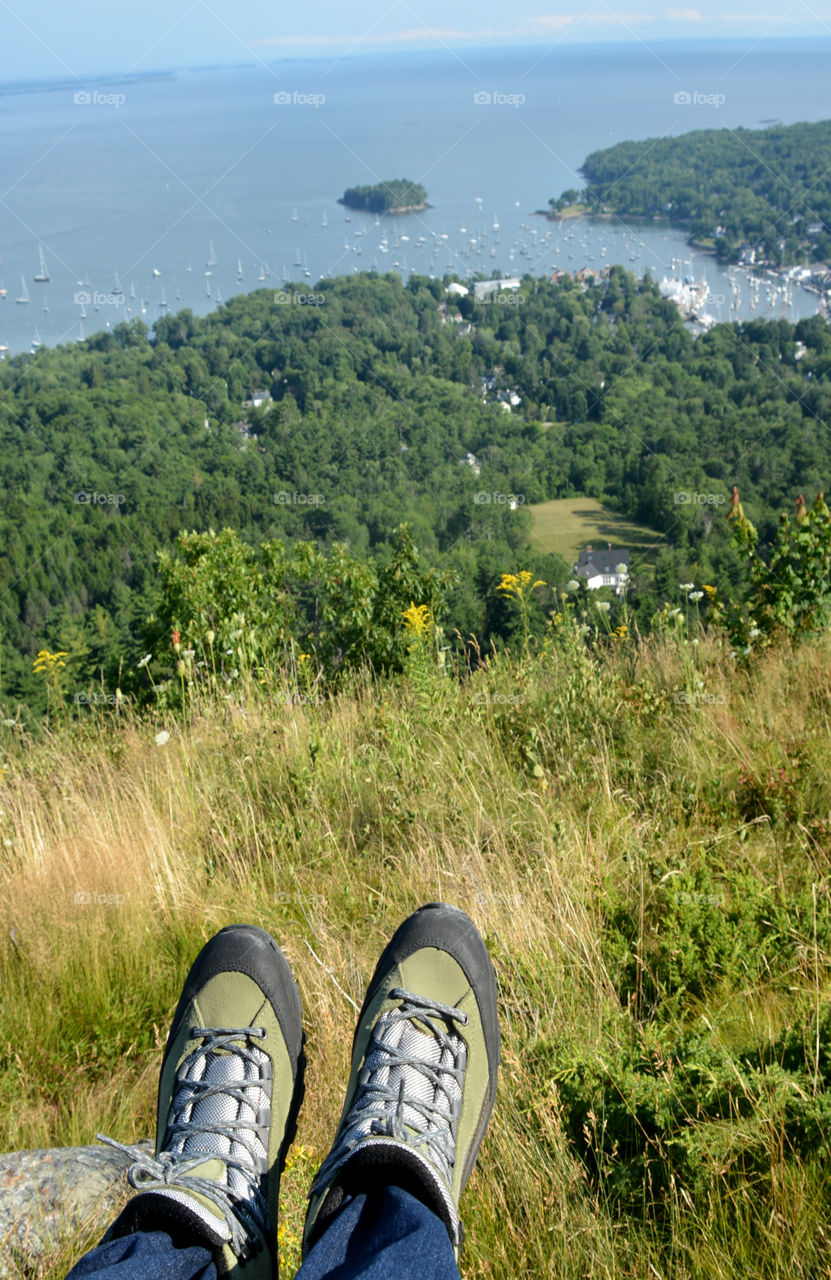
[{"xmin": 0, "ymin": 1139, "xmax": 152, "ymax": 1277}]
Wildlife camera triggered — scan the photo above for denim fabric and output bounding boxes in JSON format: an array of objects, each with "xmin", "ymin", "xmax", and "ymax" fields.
[
  {"xmin": 65, "ymin": 1186, "xmax": 460, "ymax": 1280},
  {"xmin": 65, "ymin": 1229, "xmax": 216, "ymax": 1280}
]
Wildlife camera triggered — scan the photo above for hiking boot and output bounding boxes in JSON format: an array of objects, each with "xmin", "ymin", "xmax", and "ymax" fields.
[
  {"xmin": 98, "ymin": 924, "xmax": 304, "ymax": 1279},
  {"xmin": 303, "ymin": 902, "xmax": 499, "ymax": 1262}
]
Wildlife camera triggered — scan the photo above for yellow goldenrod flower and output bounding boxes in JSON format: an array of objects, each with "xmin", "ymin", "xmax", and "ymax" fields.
[
  {"xmin": 402, "ymin": 602, "xmax": 431, "ymax": 636},
  {"xmin": 497, "ymin": 571, "xmax": 546, "ymax": 599},
  {"xmin": 702, "ymin": 584, "xmax": 717, "ymax": 599},
  {"xmin": 33, "ymin": 649, "xmax": 68, "ymax": 673}
]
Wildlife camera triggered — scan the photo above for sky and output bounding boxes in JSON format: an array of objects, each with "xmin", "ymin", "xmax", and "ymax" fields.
[{"xmin": 3, "ymin": 0, "xmax": 831, "ymax": 83}]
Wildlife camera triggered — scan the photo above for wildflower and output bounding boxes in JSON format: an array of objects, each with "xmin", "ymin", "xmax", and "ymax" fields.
[
  {"xmin": 551, "ymin": 612, "xmax": 564, "ymax": 626},
  {"xmin": 205, "ymin": 630, "xmax": 215, "ymax": 646},
  {"xmin": 182, "ymin": 648, "xmax": 196, "ymax": 659},
  {"xmin": 137, "ymin": 654, "xmax": 152, "ymax": 669},
  {"xmin": 33, "ymin": 649, "xmax": 68, "ymax": 673},
  {"xmin": 497, "ymin": 571, "xmax": 546, "ymax": 599},
  {"xmin": 154, "ymin": 730, "xmax": 170, "ymax": 746},
  {"xmin": 615, "ymin": 563, "xmax": 628, "ymax": 575},
  {"xmin": 702, "ymin": 584, "xmax": 717, "ymax": 599},
  {"xmin": 689, "ymin": 590, "xmax": 704, "ymax": 601},
  {"xmin": 668, "ymin": 608, "xmax": 682, "ymax": 618},
  {"xmin": 613, "ymin": 624, "xmax": 629, "ymax": 638},
  {"xmin": 749, "ymin": 627, "xmax": 761, "ymax": 638},
  {"xmin": 402, "ymin": 602, "xmax": 431, "ymax": 636},
  {"xmin": 115, "ymin": 689, "xmax": 123, "ymax": 702},
  {"xmin": 567, "ymin": 579, "xmax": 579, "ymax": 592},
  {"xmin": 596, "ymin": 601, "xmax": 611, "ymax": 612},
  {"xmin": 171, "ymin": 630, "xmax": 181, "ymax": 649},
  {"xmin": 679, "ymin": 582, "xmax": 694, "ymax": 591},
  {"xmin": 176, "ymin": 660, "xmax": 186, "ymax": 676}
]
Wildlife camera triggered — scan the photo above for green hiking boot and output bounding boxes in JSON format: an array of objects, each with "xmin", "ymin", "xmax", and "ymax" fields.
[
  {"xmin": 98, "ymin": 924, "xmax": 304, "ymax": 1279},
  {"xmin": 303, "ymin": 902, "xmax": 499, "ymax": 1262}
]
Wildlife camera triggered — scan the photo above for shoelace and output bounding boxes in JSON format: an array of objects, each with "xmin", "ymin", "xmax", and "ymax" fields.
[
  {"xmin": 98, "ymin": 1026, "xmax": 271, "ymax": 1259},
  {"xmin": 311, "ymin": 989, "xmax": 468, "ymax": 1195}
]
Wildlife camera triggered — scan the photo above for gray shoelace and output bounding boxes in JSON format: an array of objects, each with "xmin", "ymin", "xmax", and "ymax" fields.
[
  {"xmin": 98, "ymin": 1025, "xmax": 272, "ymax": 1258},
  {"xmin": 311, "ymin": 988, "xmax": 468, "ymax": 1196}
]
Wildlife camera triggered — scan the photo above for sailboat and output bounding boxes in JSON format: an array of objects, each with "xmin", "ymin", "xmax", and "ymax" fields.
[
  {"xmin": 205, "ymin": 279, "xmax": 211, "ymax": 298},
  {"xmin": 321, "ymin": 211, "xmax": 328, "ymax": 227},
  {"xmin": 186, "ymin": 261, "xmax": 192, "ymax": 272},
  {"xmin": 206, "ymin": 240, "xmax": 217, "ymax": 267},
  {"xmin": 31, "ymin": 327, "xmax": 41, "ymax": 348},
  {"xmin": 291, "ymin": 207, "xmax": 299, "ymax": 222},
  {"xmin": 257, "ymin": 264, "xmax": 266, "ymax": 281},
  {"xmin": 16, "ymin": 274, "xmax": 30, "ymax": 304},
  {"xmin": 159, "ymin": 287, "xmax": 168, "ymax": 308},
  {"xmin": 216, "ymin": 286, "xmax": 223, "ymax": 304},
  {"xmin": 236, "ymin": 257, "xmax": 243, "ymax": 280},
  {"xmin": 294, "ymin": 248, "xmax": 302, "ymax": 266},
  {"xmin": 80, "ymin": 298, "xmax": 87, "ymax": 317},
  {"xmin": 130, "ymin": 281, "xmax": 136, "ymax": 299},
  {"xmin": 303, "ymin": 252, "xmax": 310, "ymax": 278},
  {"xmin": 34, "ymin": 245, "xmax": 50, "ymax": 282},
  {"xmin": 0, "ymin": 282, "xmax": 6, "ymax": 298},
  {"xmin": 281, "ymin": 265, "xmax": 287, "ymax": 282},
  {"xmin": 112, "ymin": 272, "xmax": 123, "ymax": 295}
]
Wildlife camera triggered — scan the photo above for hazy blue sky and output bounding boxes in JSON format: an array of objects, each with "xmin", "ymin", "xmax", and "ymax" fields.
[{"xmin": 3, "ymin": 0, "xmax": 831, "ymax": 81}]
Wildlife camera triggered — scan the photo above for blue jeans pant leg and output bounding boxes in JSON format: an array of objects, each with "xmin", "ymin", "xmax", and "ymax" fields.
[
  {"xmin": 297, "ymin": 1185, "xmax": 461, "ymax": 1280},
  {"xmin": 65, "ymin": 1229, "xmax": 216, "ymax": 1280}
]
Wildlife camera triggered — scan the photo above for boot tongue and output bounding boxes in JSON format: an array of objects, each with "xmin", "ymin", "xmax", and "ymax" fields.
[{"xmin": 176, "ymin": 1041, "xmax": 270, "ymax": 1193}]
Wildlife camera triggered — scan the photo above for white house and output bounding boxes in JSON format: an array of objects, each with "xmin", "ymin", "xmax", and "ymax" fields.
[
  {"xmin": 573, "ymin": 545, "xmax": 630, "ymax": 595},
  {"xmin": 446, "ymin": 282, "xmax": 469, "ymax": 297},
  {"xmin": 472, "ymin": 277, "xmax": 521, "ymax": 300}
]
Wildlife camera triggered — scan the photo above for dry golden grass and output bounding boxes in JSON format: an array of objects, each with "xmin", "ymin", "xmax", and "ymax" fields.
[{"xmin": 1, "ymin": 633, "xmax": 830, "ymax": 1277}]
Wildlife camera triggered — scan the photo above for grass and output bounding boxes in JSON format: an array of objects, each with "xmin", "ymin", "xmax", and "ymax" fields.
[
  {"xmin": 1, "ymin": 625, "xmax": 830, "ymax": 1278},
  {"xmin": 528, "ymin": 496, "xmax": 665, "ymax": 572}
]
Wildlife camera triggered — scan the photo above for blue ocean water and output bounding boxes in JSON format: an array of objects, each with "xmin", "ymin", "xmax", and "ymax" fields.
[{"xmin": 1, "ymin": 39, "xmax": 830, "ymax": 355}]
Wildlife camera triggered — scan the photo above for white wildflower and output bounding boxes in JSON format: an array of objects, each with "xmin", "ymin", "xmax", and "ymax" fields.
[
  {"xmin": 689, "ymin": 590, "xmax": 704, "ymax": 601},
  {"xmin": 596, "ymin": 601, "xmax": 611, "ymax": 612},
  {"xmin": 679, "ymin": 582, "xmax": 694, "ymax": 591},
  {"xmin": 137, "ymin": 654, "xmax": 152, "ymax": 669},
  {"xmin": 749, "ymin": 627, "xmax": 761, "ymax": 638},
  {"xmin": 567, "ymin": 579, "xmax": 579, "ymax": 592},
  {"xmin": 154, "ymin": 730, "xmax": 170, "ymax": 747}
]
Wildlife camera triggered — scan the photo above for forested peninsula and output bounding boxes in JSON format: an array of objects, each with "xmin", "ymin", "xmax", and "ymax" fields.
[{"xmin": 548, "ymin": 119, "xmax": 831, "ymax": 265}]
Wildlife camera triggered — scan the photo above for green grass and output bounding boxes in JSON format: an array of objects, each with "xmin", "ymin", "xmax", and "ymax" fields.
[
  {"xmin": 1, "ymin": 627, "xmax": 830, "ymax": 1278},
  {"xmin": 528, "ymin": 496, "xmax": 665, "ymax": 572}
]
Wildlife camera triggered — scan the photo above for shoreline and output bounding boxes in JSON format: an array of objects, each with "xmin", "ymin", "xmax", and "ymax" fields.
[{"xmin": 337, "ymin": 199, "xmax": 432, "ymax": 216}]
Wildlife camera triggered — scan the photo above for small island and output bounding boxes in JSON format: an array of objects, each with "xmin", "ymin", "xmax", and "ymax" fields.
[{"xmin": 339, "ymin": 179, "xmax": 430, "ymax": 215}]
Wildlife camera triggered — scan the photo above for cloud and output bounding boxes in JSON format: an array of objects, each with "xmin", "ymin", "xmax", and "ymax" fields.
[
  {"xmin": 667, "ymin": 7, "xmax": 703, "ymax": 18},
  {"xmin": 253, "ymin": 14, "xmax": 662, "ymax": 49}
]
